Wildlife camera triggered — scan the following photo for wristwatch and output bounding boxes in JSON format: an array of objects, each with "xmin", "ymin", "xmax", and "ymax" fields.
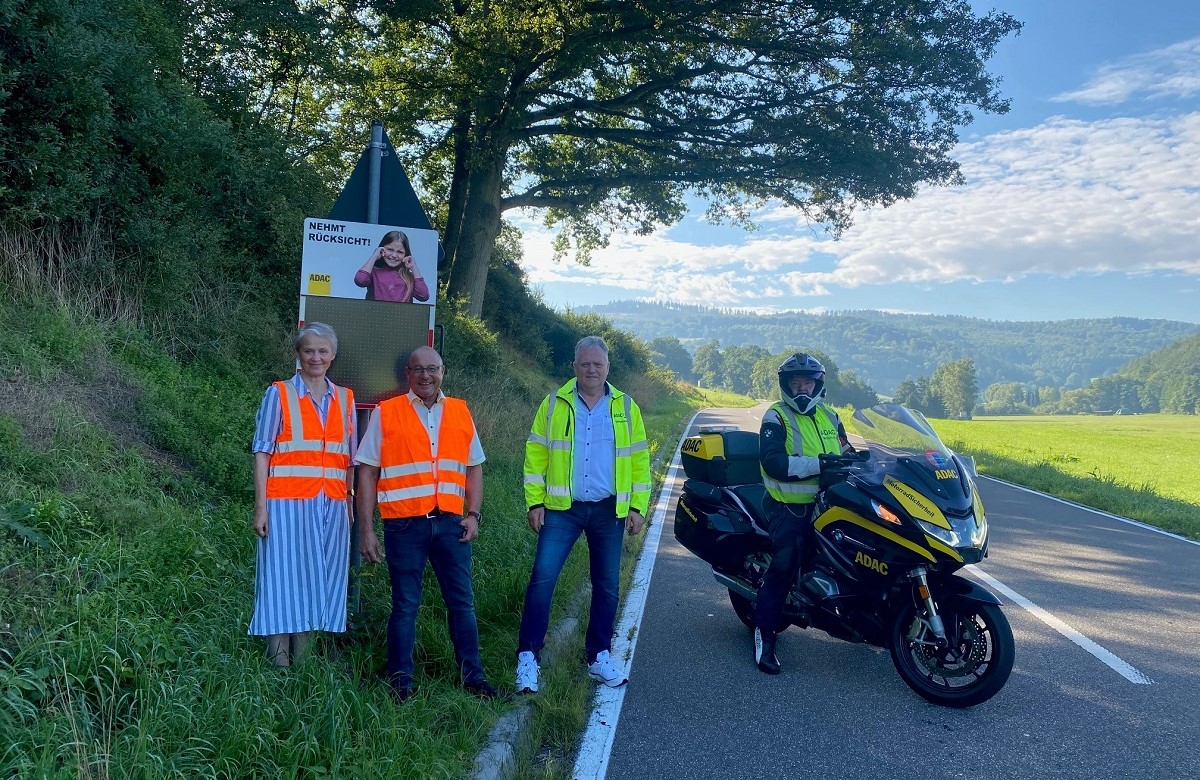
[{"xmin": 466, "ymin": 510, "xmax": 482, "ymax": 525}]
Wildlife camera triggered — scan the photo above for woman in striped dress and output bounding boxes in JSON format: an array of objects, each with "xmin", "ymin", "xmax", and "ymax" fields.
[{"xmin": 249, "ymin": 322, "xmax": 355, "ymax": 666}]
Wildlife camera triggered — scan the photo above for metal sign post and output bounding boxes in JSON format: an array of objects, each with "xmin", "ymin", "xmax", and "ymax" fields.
[{"xmin": 295, "ymin": 121, "xmax": 441, "ymax": 625}]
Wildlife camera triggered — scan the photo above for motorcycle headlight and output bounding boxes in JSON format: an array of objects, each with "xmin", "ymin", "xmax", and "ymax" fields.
[
  {"xmin": 970, "ymin": 512, "xmax": 988, "ymax": 548},
  {"xmin": 918, "ymin": 513, "xmax": 986, "ymax": 550},
  {"xmin": 918, "ymin": 518, "xmax": 961, "ymax": 547}
]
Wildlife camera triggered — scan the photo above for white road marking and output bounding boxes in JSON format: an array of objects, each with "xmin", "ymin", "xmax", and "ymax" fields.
[
  {"xmin": 980, "ymin": 475, "xmax": 1200, "ymax": 547},
  {"xmin": 573, "ymin": 420, "xmax": 1162, "ymax": 779},
  {"xmin": 966, "ymin": 566, "xmax": 1153, "ymax": 685},
  {"xmin": 572, "ymin": 414, "xmax": 698, "ymax": 780}
]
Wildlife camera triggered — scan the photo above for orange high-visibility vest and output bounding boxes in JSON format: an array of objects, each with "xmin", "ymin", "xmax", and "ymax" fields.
[
  {"xmin": 265, "ymin": 379, "xmax": 353, "ymax": 500},
  {"xmin": 376, "ymin": 395, "xmax": 474, "ymax": 518}
]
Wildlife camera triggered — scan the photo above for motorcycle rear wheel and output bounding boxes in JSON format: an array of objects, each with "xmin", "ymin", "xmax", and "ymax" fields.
[
  {"xmin": 728, "ymin": 590, "xmax": 787, "ymax": 633},
  {"xmin": 889, "ymin": 596, "xmax": 1014, "ymax": 708}
]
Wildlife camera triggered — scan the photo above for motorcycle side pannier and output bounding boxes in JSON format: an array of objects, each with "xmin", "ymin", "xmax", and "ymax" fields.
[
  {"xmin": 674, "ymin": 480, "xmax": 761, "ymax": 571},
  {"xmin": 680, "ymin": 430, "xmax": 760, "ymax": 486}
]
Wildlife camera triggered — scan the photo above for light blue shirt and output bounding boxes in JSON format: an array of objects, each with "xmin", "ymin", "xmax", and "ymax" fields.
[{"xmin": 571, "ymin": 386, "xmax": 616, "ymax": 502}]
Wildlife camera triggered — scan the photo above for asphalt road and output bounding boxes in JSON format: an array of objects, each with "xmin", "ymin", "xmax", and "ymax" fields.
[{"xmin": 599, "ymin": 404, "xmax": 1200, "ymax": 780}]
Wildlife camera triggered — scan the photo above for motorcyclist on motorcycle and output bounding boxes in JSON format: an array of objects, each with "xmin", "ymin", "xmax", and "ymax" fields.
[{"xmin": 754, "ymin": 353, "xmax": 854, "ymax": 674}]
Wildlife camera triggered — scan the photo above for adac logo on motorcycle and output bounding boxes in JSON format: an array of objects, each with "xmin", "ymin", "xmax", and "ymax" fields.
[
  {"xmin": 883, "ymin": 476, "xmax": 951, "ymax": 530},
  {"xmin": 854, "ymin": 551, "xmax": 888, "ymax": 576}
]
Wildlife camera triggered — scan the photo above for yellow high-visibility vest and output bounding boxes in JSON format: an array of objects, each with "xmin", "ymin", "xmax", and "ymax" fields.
[
  {"xmin": 524, "ymin": 378, "xmax": 650, "ymax": 517},
  {"xmin": 761, "ymin": 402, "xmax": 842, "ymax": 504}
]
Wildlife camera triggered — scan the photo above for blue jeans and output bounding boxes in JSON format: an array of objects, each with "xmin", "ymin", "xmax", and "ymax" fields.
[
  {"xmin": 383, "ymin": 515, "xmax": 484, "ymax": 688},
  {"xmin": 518, "ymin": 498, "xmax": 625, "ymax": 663}
]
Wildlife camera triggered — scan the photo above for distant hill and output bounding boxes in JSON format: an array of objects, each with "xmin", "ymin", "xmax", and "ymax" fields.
[
  {"xmin": 1111, "ymin": 333, "xmax": 1200, "ymax": 414},
  {"xmin": 579, "ymin": 301, "xmax": 1200, "ymax": 394}
]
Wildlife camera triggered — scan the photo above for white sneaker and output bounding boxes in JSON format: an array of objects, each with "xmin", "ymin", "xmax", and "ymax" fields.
[
  {"xmin": 516, "ymin": 651, "xmax": 540, "ymax": 694},
  {"xmin": 587, "ymin": 650, "xmax": 628, "ymax": 688}
]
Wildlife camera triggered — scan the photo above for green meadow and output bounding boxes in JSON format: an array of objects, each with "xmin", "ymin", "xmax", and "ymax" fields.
[{"xmin": 930, "ymin": 414, "xmax": 1200, "ymax": 540}]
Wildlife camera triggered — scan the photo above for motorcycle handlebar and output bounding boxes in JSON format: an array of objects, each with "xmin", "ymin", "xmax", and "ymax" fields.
[
  {"xmin": 817, "ymin": 449, "xmax": 870, "ymax": 488},
  {"xmin": 818, "ymin": 449, "xmax": 871, "ymax": 470}
]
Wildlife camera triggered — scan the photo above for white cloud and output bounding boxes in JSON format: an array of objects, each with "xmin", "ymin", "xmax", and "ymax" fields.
[
  {"xmin": 515, "ymin": 113, "xmax": 1200, "ymax": 310},
  {"xmin": 1053, "ymin": 37, "xmax": 1200, "ymax": 104}
]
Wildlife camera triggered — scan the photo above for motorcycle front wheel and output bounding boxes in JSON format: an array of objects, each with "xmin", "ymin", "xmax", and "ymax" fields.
[{"xmin": 889, "ymin": 596, "xmax": 1014, "ymax": 708}]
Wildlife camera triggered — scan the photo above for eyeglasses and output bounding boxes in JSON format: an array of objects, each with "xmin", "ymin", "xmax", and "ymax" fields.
[{"xmin": 408, "ymin": 365, "xmax": 442, "ymax": 375}]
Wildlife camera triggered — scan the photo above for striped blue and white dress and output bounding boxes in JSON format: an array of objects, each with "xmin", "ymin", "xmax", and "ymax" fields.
[{"xmin": 248, "ymin": 374, "xmax": 354, "ymax": 636}]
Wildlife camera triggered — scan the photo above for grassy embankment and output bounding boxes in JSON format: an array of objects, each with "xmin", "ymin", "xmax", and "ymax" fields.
[
  {"xmin": 931, "ymin": 414, "xmax": 1200, "ymax": 540},
  {"xmin": 0, "ymin": 295, "xmax": 725, "ymax": 778}
]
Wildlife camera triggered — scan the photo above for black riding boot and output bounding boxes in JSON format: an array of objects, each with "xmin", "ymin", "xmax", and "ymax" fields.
[{"xmin": 754, "ymin": 628, "xmax": 781, "ymax": 675}]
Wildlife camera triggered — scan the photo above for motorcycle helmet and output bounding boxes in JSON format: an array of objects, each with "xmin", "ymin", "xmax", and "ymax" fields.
[{"xmin": 777, "ymin": 352, "xmax": 826, "ymax": 414}]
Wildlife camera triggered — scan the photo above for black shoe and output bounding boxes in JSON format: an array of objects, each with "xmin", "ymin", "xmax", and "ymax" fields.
[
  {"xmin": 754, "ymin": 628, "xmax": 782, "ymax": 675},
  {"xmin": 464, "ymin": 680, "xmax": 501, "ymax": 700}
]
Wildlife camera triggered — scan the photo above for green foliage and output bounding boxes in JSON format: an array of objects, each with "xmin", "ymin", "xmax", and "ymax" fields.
[
  {"xmin": 893, "ymin": 376, "xmax": 946, "ymax": 418},
  {"xmin": 932, "ymin": 359, "xmax": 978, "ymax": 420},
  {"xmin": 647, "ymin": 336, "xmax": 694, "ymax": 381},
  {"xmin": 557, "ymin": 311, "xmax": 654, "ymax": 385},
  {"xmin": 977, "ymin": 333, "xmax": 1200, "ymax": 415},
  {"xmin": 1108, "ymin": 333, "xmax": 1200, "ymax": 414},
  {"xmin": 837, "ymin": 370, "xmax": 880, "ymax": 410},
  {"xmin": 325, "ymin": 1, "xmax": 1021, "ymax": 314},
  {"xmin": 0, "ymin": 293, "xmax": 695, "ymax": 777},
  {"xmin": 692, "ymin": 340, "xmax": 722, "ymax": 389},
  {"xmin": 0, "ymin": 0, "xmax": 330, "ymax": 326},
  {"xmin": 584, "ymin": 301, "xmax": 1200, "ymax": 396},
  {"xmin": 438, "ymin": 297, "xmax": 503, "ymax": 375}
]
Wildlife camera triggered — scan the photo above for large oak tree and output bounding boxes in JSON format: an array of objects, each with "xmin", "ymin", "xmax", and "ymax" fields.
[{"xmin": 347, "ymin": 0, "xmax": 1021, "ymax": 316}]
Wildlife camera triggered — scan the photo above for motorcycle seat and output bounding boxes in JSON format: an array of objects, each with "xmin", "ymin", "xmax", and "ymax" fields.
[{"xmin": 722, "ymin": 483, "xmax": 770, "ymax": 536}]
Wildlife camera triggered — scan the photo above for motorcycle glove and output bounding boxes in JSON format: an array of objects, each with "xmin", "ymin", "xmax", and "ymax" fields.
[{"xmin": 787, "ymin": 454, "xmax": 821, "ymax": 479}]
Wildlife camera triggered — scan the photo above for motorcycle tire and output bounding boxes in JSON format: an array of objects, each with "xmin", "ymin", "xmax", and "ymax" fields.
[
  {"xmin": 889, "ymin": 596, "xmax": 1014, "ymax": 708},
  {"xmin": 728, "ymin": 590, "xmax": 787, "ymax": 633}
]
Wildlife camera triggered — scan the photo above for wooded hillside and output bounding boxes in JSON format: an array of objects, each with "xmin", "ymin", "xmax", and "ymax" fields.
[{"xmin": 582, "ymin": 301, "xmax": 1199, "ymax": 394}]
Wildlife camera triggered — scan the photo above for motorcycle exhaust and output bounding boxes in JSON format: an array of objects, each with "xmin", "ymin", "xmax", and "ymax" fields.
[{"xmin": 713, "ymin": 571, "xmax": 757, "ymax": 601}]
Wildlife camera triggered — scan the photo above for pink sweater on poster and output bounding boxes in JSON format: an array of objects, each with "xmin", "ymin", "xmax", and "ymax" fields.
[{"xmin": 354, "ymin": 267, "xmax": 430, "ymax": 303}]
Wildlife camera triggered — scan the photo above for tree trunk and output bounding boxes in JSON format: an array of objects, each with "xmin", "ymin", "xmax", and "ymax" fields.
[
  {"xmin": 446, "ymin": 153, "xmax": 504, "ymax": 318},
  {"xmin": 441, "ymin": 108, "xmax": 473, "ymax": 279}
]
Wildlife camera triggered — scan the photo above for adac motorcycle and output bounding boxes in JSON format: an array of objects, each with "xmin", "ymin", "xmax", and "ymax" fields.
[{"xmin": 674, "ymin": 403, "xmax": 1014, "ymax": 708}]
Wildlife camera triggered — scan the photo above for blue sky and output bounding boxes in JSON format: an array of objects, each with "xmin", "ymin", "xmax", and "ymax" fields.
[{"xmin": 512, "ymin": 1, "xmax": 1200, "ymax": 324}]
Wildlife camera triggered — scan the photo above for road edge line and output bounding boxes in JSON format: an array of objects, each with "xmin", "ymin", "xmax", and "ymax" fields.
[{"xmin": 571, "ymin": 412, "xmax": 698, "ymax": 780}]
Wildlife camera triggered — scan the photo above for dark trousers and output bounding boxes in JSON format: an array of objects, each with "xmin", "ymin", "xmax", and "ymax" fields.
[
  {"xmin": 517, "ymin": 497, "xmax": 624, "ymax": 663},
  {"xmin": 382, "ymin": 514, "xmax": 484, "ymax": 688},
  {"xmin": 753, "ymin": 497, "xmax": 814, "ymax": 634}
]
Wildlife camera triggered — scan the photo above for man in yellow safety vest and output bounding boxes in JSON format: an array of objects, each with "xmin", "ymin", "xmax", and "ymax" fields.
[
  {"xmin": 515, "ymin": 336, "xmax": 651, "ymax": 693},
  {"xmin": 754, "ymin": 352, "xmax": 853, "ymax": 675}
]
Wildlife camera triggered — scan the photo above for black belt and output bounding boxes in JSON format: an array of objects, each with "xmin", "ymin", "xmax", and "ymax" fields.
[{"xmin": 393, "ymin": 508, "xmax": 457, "ymax": 520}]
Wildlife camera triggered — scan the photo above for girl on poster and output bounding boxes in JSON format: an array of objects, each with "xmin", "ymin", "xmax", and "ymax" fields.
[{"xmin": 354, "ymin": 230, "xmax": 430, "ymax": 303}]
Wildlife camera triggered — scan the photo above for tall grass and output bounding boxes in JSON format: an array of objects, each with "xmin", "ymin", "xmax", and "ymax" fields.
[
  {"xmin": 0, "ymin": 291, "xmax": 700, "ymax": 778},
  {"xmin": 931, "ymin": 414, "xmax": 1200, "ymax": 540},
  {"xmin": 0, "ymin": 223, "xmax": 141, "ymax": 326}
]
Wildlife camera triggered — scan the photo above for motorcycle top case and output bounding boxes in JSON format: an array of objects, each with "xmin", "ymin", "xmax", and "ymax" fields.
[{"xmin": 680, "ymin": 429, "xmax": 761, "ymax": 486}]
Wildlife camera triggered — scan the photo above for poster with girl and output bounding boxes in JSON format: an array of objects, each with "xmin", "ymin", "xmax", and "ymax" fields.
[{"xmin": 300, "ymin": 219, "xmax": 437, "ymax": 305}]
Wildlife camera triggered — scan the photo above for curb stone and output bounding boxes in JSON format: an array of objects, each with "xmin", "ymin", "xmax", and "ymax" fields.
[{"xmin": 469, "ymin": 617, "xmax": 578, "ymax": 780}]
